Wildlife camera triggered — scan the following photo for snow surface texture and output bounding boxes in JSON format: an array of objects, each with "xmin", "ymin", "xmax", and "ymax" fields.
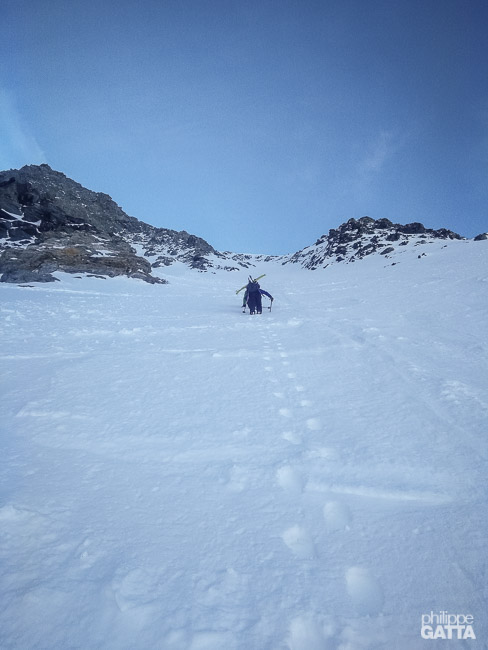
[{"xmin": 1, "ymin": 239, "xmax": 487, "ymax": 649}]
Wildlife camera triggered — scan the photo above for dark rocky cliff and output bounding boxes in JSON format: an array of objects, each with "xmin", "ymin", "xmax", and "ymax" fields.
[{"xmin": 0, "ymin": 164, "xmax": 217, "ymax": 283}]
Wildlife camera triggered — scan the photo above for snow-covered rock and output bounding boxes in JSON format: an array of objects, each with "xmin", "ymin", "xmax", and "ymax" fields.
[
  {"xmin": 0, "ymin": 165, "xmax": 216, "ymax": 283},
  {"xmin": 283, "ymin": 216, "xmax": 463, "ymax": 269},
  {"xmin": 0, "ymin": 166, "xmax": 478, "ymax": 287}
]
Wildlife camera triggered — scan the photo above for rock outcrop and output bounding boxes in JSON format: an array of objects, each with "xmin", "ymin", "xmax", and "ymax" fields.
[
  {"xmin": 283, "ymin": 216, "xmax": 463, "ymax": 269},
  {"xmin": 0, "ymin": 164, "xmax": 220, "ymax": 283}
]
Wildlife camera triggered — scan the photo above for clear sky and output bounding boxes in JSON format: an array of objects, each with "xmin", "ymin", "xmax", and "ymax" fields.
[{"xmin": 1, "ymin": 0, "xmax": 487, "ymax": 254}]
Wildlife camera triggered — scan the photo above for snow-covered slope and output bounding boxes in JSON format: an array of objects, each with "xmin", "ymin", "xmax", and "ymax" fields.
[{"xmin": 1, "ymin": 238, "xmax": 487, "ymax": 649}]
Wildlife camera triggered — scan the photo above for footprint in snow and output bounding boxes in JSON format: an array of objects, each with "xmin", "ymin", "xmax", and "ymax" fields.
[
  {"xmin": 304, "ymin": 447, "xmax": 339, "ymax": 461},
  {"xmin": 282, "ymin": 525, "xmax": 315, "ymax": 559},
  {"xmin": 77, "ymin": 537, "xmax": 104, "ymax": 568},
  {"xmin": 188, "ymin": 630, "xmax": 237, "ymax": 649},
  {"xmin": 323, "ymin": 501, "xmax": 352, "ymax": 531},
  {"xmin": 306, "ymin": 418, "xmax": 321, "ymax": 431},
  {"xmin": 282, "ymin": 430, "xmax": 303, "ymax": 445},
  {"xmin": 111, "ymin": 567, "xmax": 163, "ymax": 620},
  {"xmin": 286, "ymin": 614, "xmax": 334, "ymax": 650},
  {"xmin": 345, "ymin": 566, "xmax": 384, "ymax": 616},
  {"xmin": 226, "ymin": 465, "xmax": 248, "ymax": 492},
  {"xmin": 192, "ymin": 568, "xmax": 253, "ymax": 641},
  {"xmin": 276, "ymin": 466, "xmax": 303, "ymax": 494},
  {"xmin": 163, "ymin": 628, "xmax": 190, "ymax": 648}
]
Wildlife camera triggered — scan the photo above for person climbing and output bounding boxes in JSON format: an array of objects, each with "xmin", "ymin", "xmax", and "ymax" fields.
[{"xmin": 242, "ymin": 276, "xmax": 273, "ymax": 314}]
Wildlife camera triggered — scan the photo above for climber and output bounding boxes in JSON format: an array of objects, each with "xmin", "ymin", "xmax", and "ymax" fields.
[{"xmin": 242, "ymin": 276, "xmax": 273, "ymax": 314}]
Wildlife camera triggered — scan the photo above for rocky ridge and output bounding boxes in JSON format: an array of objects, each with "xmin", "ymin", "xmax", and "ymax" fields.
[
  {"xmin": 0, "ymin": 165, "xmax": 481, "ymax": 283},
  {"xmin": 283, "ymin": 217, "xmax": 464, "ymax": 269},
  {"xmin": 0, "ymin": 164, "xmax": 232, "ymax": 283}
]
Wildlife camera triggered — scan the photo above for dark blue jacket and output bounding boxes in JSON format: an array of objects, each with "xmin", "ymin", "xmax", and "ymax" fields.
[{"xmin": 242, "ymin": 288, "xmax": 273, "ymax": 306}]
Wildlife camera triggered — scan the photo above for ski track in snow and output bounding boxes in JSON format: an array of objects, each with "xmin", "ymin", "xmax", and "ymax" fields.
[{"xmin": 1, "ymin": 241, "xmax": 487, "ymax": 649}]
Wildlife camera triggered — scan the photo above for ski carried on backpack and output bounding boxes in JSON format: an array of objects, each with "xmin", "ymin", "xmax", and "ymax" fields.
[{"xmin": 235, "ymin": 274, "xmax": 266, "ymax": 294}]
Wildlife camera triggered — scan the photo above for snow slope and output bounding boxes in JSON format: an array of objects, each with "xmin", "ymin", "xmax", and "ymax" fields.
[{"xmin": 1, "ymin": 239, "xmax": 487, "ymax": 649}]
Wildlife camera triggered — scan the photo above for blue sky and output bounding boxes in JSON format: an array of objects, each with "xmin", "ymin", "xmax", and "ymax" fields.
[{"xmin": 1, "ymin": 0, "xmax": 487, "ymax": 254}]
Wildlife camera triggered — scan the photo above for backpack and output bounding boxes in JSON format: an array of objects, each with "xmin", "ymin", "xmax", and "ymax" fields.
[{"xmin": 248, "ymin": 281, "xmax": 260, "ymax": 293}]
